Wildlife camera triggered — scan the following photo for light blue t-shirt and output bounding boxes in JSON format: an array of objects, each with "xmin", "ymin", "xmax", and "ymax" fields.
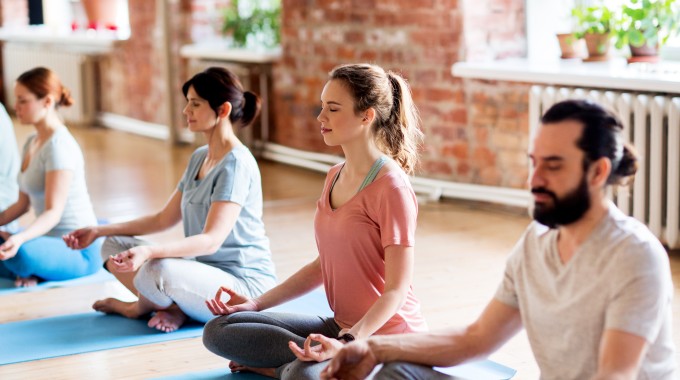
[
  {"xmin": 0, "ymin": 103, "xmax": 20, "ymax": 229},
  {"xmin": 178, "ymin": 145, "xmax": 276, "ymax": 288},
  {"xmin": 19, "ymin": 127, "xmax": 97, "ymax": 237}
]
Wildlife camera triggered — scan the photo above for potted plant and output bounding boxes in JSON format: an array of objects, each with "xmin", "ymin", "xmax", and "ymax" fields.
[
  {"xmin": 556, "ymin": 32, "xmax": 586, "ymax": 59},
  {"xmin": 614, "ymin": 0, "xmax": 680, "ymax": 63},
  {"xmin": 223, "ymin": 0, "xmax": 281, "ymax": 49},
  {"xmin": 572, "ymin": 3, "xmax": 615, "ymax": 61}
]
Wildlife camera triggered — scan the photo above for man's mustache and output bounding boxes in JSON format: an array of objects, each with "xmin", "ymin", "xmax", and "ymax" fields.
[{"xmin": 531, "ymin": 187, "xmax": 557, "ymax": 201}]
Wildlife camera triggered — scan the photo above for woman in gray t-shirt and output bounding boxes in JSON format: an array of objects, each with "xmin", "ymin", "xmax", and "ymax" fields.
[
  {"xmin": 0, "ymin": 67, "xmax": 101, "ymax": 287},
  {"xmin": 64, "ymin": 67, "xmax": 277, "ymax": 333}
]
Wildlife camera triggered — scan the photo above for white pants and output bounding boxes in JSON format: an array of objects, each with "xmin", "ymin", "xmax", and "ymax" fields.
[{"xmin": 101, "ymin": 235, "xmax": 269, "ymax": 323}]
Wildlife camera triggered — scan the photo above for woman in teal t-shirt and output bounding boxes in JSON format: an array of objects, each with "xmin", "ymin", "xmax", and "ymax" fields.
[
  {"xmin": 64, "ymin": 67, "xmax": 277, "ymax": 333},
  {"xmin": 0, "ymin": 67, "xmax": 101, "ymax": 287}
]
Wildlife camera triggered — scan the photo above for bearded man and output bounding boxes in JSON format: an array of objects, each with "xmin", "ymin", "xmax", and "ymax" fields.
[{"xmin": 322, "ymin": 99, "xmax": 677, "ymax": 380}]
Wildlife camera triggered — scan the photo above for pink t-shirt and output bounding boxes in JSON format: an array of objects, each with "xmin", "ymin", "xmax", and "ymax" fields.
[{"xmin": 314, "ymin": 163, "xmax": 428, "ymax": 335}]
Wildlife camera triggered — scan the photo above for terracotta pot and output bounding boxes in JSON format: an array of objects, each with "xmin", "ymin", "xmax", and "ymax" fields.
[
  {"xmin": 81, "ymin": 0, "xmax": 118, "ymax": 29},
  {"xmin": 628, "ymin": 43, "xmax": 660, "ymax": 63},
  {"xmin": 556, "ymin": 33, "xmax": 585, "ymax": 59},
  {"xmin": 584, "ymin": 32, "xmax": 611, "ymax": 62}
]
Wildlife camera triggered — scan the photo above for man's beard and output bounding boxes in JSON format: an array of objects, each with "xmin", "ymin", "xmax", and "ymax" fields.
[{"xmin": 532, "ymin": 174, "xmax": 590, "ymax": 229}]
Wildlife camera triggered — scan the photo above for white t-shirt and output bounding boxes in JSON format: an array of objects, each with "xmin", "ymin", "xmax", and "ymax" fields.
[{"xmin": 495, "ymin": 203, "xmax": 676, "ymax": 380}]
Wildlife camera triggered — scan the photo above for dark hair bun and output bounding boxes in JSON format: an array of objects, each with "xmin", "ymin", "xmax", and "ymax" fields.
[
  {"xmin": 59, "ymin": 87, "xmax": 74, "ymax": 108},
  {"xmin": 613, "ymin": 143, "xmax": 638, "ymax": 184},
  {"xmin": 241, "ymin": 91, "xmax": 261, "ymax": 128}
]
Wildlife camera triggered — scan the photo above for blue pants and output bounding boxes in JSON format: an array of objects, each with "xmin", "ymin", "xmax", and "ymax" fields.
[{"xmin": 0, "ymin": 235, "xmax": 103, "ymax": 281}]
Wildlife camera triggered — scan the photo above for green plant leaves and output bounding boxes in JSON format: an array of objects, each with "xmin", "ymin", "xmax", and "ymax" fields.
[
  {"xmin": 613, "ymin": 0, "xmax": 679, "ymax": 49},
  {"xmin": 222, "ymin": 0, "xmax": 281, "ymax": 48}
]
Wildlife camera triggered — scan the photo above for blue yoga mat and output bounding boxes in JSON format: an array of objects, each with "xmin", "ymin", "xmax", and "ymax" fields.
[
  {"xmin": 0, "ymin": 312, "xmax": 204, "ymax": 365},
  {"xmin": 159, "ymin": 369, "xmax": 268, "ymax": 380},
  {"xmin": 158, "ymin": 359, "xmax": 516, "ymax": 380},
  {"xmin": 267, "ymin": 287, "xmax": 333, "ymax": 316},
  {"xmin": 436, "ymin": 359, "xmax": 516, "ymax": 379},
  {"xmin": 0, "ymin": 288, "xmax": 331, "ymax": 365},
  {"xmin": 0, "ymin": 268, "xmax": 114, "ymax": 295}
]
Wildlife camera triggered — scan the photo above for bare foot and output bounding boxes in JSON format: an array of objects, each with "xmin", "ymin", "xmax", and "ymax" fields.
[
  {"xmin": 228, "ymin": 361, "xmax": 277, "ymax": 378},
  {"xmin": 92, "ymin": 298, "xmax": 148, "ymax": 319},
  {"xmin": 147, "ymin": 306, "xmax": 188, "ymax": 333},
  {"xmin": 14, "ymin": 276, "xmax": 38, "ymax": 287}
]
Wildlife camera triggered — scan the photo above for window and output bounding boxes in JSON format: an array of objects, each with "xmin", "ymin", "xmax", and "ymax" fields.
[{"xmin": 527, "ymin": 0, "xmax": 680, "ymax": 61}]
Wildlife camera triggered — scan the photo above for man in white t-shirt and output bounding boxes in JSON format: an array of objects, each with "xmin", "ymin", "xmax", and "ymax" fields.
[{"xmin": 321, "ymin": 99, "xmax": 677, "ymax": 380}]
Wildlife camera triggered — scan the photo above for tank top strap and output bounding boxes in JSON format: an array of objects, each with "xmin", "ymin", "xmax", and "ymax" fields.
[
  {"xmin": 357, "ymin": 156, "xmax": 388, "ymax": 192},
  {"xmin": 329, "ymin": 163, "xmax": 344, "ymax": 195}
]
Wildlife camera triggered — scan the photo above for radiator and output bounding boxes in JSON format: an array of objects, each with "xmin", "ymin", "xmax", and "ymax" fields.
[
  {"xmin": 529, "ymin": 85, "xmax": 680, "ymax": 249},
  {"xmin": 2, "ymin": 43, "xmax": 97, "ymax": 126}
]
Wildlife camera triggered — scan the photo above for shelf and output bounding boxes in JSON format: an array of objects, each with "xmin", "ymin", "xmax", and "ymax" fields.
[{"xmin": 452, "ymin": 58, "xmax": 680, "ymax": 94}]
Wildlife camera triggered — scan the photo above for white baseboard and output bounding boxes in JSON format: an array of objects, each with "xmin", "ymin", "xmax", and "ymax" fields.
[
  {"xmin": 97, "ymin": 112, "xmax": 170, "ymax": 140},
  {"xmin": 261, "ymin": 142, "xmax": 531, "ymax": 208}
]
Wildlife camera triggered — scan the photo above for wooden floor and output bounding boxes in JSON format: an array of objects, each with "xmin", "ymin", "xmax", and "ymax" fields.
[{"xmin": 2, "ymin": 123, "xmax": 679, "ymax": 379}]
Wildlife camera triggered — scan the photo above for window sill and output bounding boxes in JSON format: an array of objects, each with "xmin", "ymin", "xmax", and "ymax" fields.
[
  {"xmin": 0, "ymin": 26, "xmax": 126, "ymax": 54},
  {"xmin": 452, "ymin": 58, "xmax": 680, "ymax": 94},
  {"xmin": 180, "ymin": 43, "xmax": 282, "ymax": 64}
]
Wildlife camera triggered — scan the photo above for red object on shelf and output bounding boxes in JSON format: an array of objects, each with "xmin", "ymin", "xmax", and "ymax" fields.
[{"xmin": 82, "ymin": 0, "xmax": 118, "ymax": 31}]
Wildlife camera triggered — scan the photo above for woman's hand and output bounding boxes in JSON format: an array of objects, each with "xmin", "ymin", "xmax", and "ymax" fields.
[
  {"xmin": 108, "ymin": 245, "xmax": 152, "ymax": 272},
  {"xmin": 0, "ymin": 233, "xmax": 25, "ymax": 260},
  {"xmin": 63, "ymin": 227, "xmax": 99, "ymax": 249},
  {"xmin": 289, "ymin": 333, "xmax": 345, "ymax": 363},
  {"xmin": 206, "ymin": 286, "xmax": 259, "ymax": 316}
]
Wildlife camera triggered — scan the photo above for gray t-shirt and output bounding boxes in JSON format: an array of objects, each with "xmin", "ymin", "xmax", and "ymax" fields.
[
  {"xmin": 0, "ymin": 103, "xmax": 19, "ymax": 214},
  {"xmin": 177, "ymin": 145, "xmax": 276, "ymax": 291},
  {"xmin": 495, "ymin": 203, "xmax": 676, "ymax": 380},
  {"xmin": 18, "ymin": 127, "xmax": 97, "ymax": 237}
]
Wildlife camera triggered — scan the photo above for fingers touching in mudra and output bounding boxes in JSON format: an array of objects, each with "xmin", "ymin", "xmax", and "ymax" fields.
[{"xmin": 205, "ymin": 286, "xmax": 256, "ymax": 316}]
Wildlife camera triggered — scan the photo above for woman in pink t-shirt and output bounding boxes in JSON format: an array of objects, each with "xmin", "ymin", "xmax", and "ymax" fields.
[{"xmin": 203, "ymin": 63, "xmax": 427, "ymax": 379}]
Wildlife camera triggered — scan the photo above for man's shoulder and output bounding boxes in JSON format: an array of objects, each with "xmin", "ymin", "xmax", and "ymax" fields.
[
  {"xmin": 604, "ymin": 207, "xmax": 664, "ymax": 253},
  {"xmin": 596, "ymin": 207, "xmax": 669, "ymax": 274}
]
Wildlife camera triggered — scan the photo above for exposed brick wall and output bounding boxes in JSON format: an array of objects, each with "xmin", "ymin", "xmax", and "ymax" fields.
[
  {"xmin": 99, "ymin": 0, "xmax": 168, "ymax": 125},
  {"xmin": 187, "ymin": 0, "xmax": 230, "ymax": 41},
  {"xmin": 462, "ymin": 0, "xmax": 527, "ymax": 61},
  {"xmin": 0, "ymin": 0, "xmax": 531, "ymax": 189},
  {"xmin": 461, "ymin": 79, "xmax": 530, "ymax": 187},
  {"xmin": 274, "ymin": 0, "xmax": 530, "ymax": 188},
  {"xmin": 98, "ymin": 0, "xmax": 223, "ymax": 127}
]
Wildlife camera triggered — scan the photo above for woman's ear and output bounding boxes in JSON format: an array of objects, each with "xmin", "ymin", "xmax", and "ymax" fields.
[
  {"xmin": 43, "ymin": 95, "xmax": 54, "ymax": 108},
  {"xmin": 364, "ymin": 108, "xmax": 376, "ymax": 125},
  {"xmin": 218, "ymin": 102, "xmax": 232, "ymax": 119}
]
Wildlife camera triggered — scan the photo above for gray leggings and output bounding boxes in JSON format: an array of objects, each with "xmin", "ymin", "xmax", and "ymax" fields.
[{"xmin": 203, "ymin": 311, "xmax": 342, "ymax": 379}]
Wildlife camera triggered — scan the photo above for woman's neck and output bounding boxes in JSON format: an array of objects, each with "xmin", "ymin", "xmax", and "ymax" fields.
[
  {"xmin": 203, "ymin": 121, "xmax": 241, "ymax": 160},
  {"xmin": 34, "ymin": 113, "xmax": 63, "ymax": 140},
  {"xmin": 341, "ymin": 139, "xmax": 385, "ymax": 179}
]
